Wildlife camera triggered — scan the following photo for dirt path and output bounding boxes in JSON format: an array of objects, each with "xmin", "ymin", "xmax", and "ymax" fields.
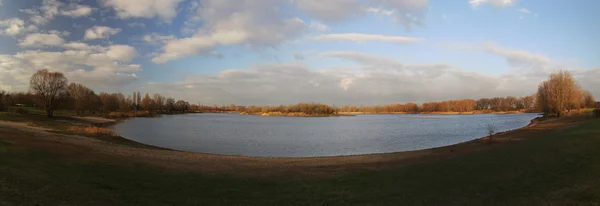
[{"xmin": 0, "ymin": 116, "xmax": 591, "ymax": 178}]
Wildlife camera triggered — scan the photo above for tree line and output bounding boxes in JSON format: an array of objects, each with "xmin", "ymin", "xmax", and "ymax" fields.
[
  {"xmin": 0, "ymin": 70, "xmax": 192, "ymax": 117},
  {"xmin": 332, "ymin": 95, "xmax": 538, "ymax": 114},
  {"xmin": 0, "ymin": 70, "xmax": 596, "ymax": 117}
]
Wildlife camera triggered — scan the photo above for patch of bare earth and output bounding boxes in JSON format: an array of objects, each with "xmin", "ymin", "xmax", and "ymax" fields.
[{"xmin": 0, "ymin": 115, "xmax": 592, "ymax": 178}]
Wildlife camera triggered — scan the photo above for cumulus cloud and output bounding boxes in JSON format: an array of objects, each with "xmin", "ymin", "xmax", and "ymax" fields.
[
  {"xmin": 312, "ymin": 33, "xmax": 423, "ymax": 44},
  {"xmin": 153, "ymin": 0, "xmax": 309, "ymax": 63},
  {"xmin": 61, "ymin": 42, "xmax": 104, "ymax": 51},
  {"xmin": 481, "ymin": 42, "xmax": 549, "ymax": 68},
  {"xmin": 309, "ymin": 21, "xmax": 329, "ymax": 32},
  {"xmin": 296, "ymin": 0, "xmax": 365, "ymax": 22},
  {"xmin": 106, "ymin": 45, "xmax": 139, "ymax": 62},
  {"xmin": 102, "ymin": 0, "xmax": 184, "ymax": 21},
  {"xmin": 0, "ymin": 44, "xmax": 140, "ymax": 91},
  {"xmin": 61, "ymin": 4, "xmax": 93, "ymax": 17},
  {"xmin": 146, "ymin": 47, "xmax": 600, "ymax": 105},
  {"xmin": 296, "ymin": 0, "xmax": 429, "ymax": 30},
  {"xmin": 368, "ymin": 0, "xmax": 429, "ymax": 30},
  {"xmin": 19, "ymin": 33, "xmax": 65, "ymax": 48},
  {"xmin": 0, "ymin": 18, "xmax": 38, "ymax": 36},
  {"xmin": 143, "ymin": 33, "xmax": 177, "ymax": 43},
  {"xmin": 145, "ymin": 59, "xmax": 497, "ymax": 105},
  {"xmin": 84, "ymin": 26, "xmax": 121, "ymax": 40},
  {"xmin": 152, "ymin": 36, "xmax": 216, "ymax": 63},
  {"xmin": 22, "ymin": 0, "xmax": 92, "ymax": 25}
]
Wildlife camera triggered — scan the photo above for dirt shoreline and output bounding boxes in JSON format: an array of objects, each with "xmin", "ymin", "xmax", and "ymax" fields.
[{"xmin": 0, "ymin": 115, "xmax": 590, "ymax": 178}]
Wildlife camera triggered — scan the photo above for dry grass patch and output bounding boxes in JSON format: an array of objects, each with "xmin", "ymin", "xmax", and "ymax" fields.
[{"xmin": 68, "ymin": 126, "xmax": 116, "ymax": 136}]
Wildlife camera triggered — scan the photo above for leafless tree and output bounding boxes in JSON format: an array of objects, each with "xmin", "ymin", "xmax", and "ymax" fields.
[
  {"xmin": 68, "ymin": 83, "xmax": 97, "ymax": 115},
  {"xmin": 166, "ymin": 98, "xmax": 175, "ymax": 113},
  {"xmin": 536, "ymin": 71, "xmax": 581, "ymax": 117},
  {"xmin": 29, "ymin": 69, "xmax": 68, "ymax": 117},
  {"xmin": 153, "ymin": 94, "xmax": 165, "ymax": 112},
  {"xmin": 581, "ymin": 90, "xmax": 595, "ymax": 108}
]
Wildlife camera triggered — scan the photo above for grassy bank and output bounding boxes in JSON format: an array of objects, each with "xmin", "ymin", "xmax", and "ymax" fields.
[{"xmin": 1, "ymin": 113, "xmax": 599, "ymax": 205}]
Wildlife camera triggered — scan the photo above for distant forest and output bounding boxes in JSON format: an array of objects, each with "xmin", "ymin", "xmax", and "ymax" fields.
[{"xmin": 0, "ymin": 70, "xmax": 597, "ymax": 117}]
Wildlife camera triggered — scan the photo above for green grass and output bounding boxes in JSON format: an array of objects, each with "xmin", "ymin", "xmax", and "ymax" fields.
[{"xmin": 1, "ymin": 119, "xmax": 600, "ymax": 205}]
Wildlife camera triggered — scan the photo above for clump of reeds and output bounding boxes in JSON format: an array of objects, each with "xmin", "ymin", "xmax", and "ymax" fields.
[{"xmin": 69, "ymin": 126, "xmax": 116, "ymax": 136}]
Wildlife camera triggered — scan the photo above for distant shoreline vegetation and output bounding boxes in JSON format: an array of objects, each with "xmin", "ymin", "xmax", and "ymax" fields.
[{"xmin": 0, "ymin": 70, "xmax": 597, "ymax": 118}]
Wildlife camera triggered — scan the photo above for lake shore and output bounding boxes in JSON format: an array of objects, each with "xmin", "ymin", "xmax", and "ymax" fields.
[
  {"xmin": 2, "ymin": 112, "xmax": 599, "ymax": 205},
  {"xmin": 338, "ymin": 111, "xmax": 527, "ymax": 115},
  {"xmin": 240, "ymin": 111, "xmax": 354, "ymax": 117},
  {"xmin": 0, "ymin": 112, "xmax": 591, "ymax": 177}
]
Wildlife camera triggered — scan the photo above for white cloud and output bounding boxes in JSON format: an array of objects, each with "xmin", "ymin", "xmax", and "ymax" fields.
[
  {"xmin": 368, "ymin": 0, "xmax": 429, "ymax": 30},
  {"xmin": 62, "ymin": 42, "xmax": 104, "ymax": 51},
  {"xmin": 312, "ymin": 33, "xmax": 423, "ymax": 43},
  {"xmin": 152, "ymin": 36, "xmax": 216, "ymax": 63},
  {"xmin": 469, "ymin": 0, "xmax": 517, "ymax": 8},
  {"xmin": 296, "ymin": 0, "xmax": 365, "ymax": 22},
  {"xmin": 143, "ymin": 33, "xmax": 177, "ymax": 43},
  {"xmin": 309, "ymin": 21, "xmax": 329, "ymax": 32},
  {"xmin": 297, "ymin": 0, "xmax": 428, "ymax": 30},
  {"xmin": 128, "ymin": 22, "xmax": 146, "ymax": 28},
  {"xmin": 19, "ymin": 33, "xmax": 65, "ymax": 48},
  {"xmin": 22, "ymin": 0, "xmax": 93, "ymax": 25},
  {"xmin": 0, "ymin": 18, "xmax": 38, "ymax": 36},
  {"xmin": 61, "ymin": 5, "xmax": 93, "ymax": 17},
  {"xmin": 481, "ymin": 42, "xmax": 549, "ymax": 68},
  {"xmin": 154, "ymin": 0, "xmax": 309, "ymax": 63},
  {"xmin": 145, "ymin": 49, "xmax": 600, "ymax": 105},
  {"xmin": 102, "ymin": 0, "xmax": 184, "ymax": 21},
  {"xmin": 106, "ymin": 45, "xmax": 138, "ymax": 62},
  {"xmin": 0, "ymin": 44, "xmax": 140, "ymax": 91},
  {"xmin": 84, "ymin": 26, "xmax": 121, "ymax": 40}
]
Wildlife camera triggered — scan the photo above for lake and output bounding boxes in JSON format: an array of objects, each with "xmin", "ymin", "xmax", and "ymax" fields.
[{"xmin": 111, "ymin": 113, "xmax": 540, "ymax": 157}]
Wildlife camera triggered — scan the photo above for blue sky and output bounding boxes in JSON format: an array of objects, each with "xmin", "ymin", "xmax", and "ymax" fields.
[{"xmin": 0, "ymin": 0, "xmax": 599, "ymax": 105}]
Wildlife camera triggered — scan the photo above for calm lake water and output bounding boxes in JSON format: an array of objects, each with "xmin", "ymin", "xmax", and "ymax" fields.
[{"xmin": 111, "ymin": 113, "xmax": 540, "ymax": 157}]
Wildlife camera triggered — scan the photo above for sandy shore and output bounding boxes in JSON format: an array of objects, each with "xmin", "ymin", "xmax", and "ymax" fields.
[{"xmin": 0, "ymin": 115, "xmax": 589, "ymax": 178}]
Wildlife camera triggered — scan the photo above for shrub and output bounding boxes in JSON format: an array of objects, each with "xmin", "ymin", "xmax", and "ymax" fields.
[
  {"xmin": 487, "ymin": 124, "xmax": 495, "ymax": 141},
  {"xmin": 68, "ymin": 126, "xmax": 116, "ymax": 136},
  {"xmin": 594, "ymin": 109, "xmax": 600, "ymax": 118}
]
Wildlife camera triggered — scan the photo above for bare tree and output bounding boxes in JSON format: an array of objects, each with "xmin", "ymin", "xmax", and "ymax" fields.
[
  {"xmin": 536, "ymin": 71, "xmax": 581, "ymax": 117},
  {"xmin": 29, "ymin": 69, "xmax": 68, "ymax": 117},
  {"xmin": 153, "ymin": 94, "xmax": 165, "ymax": 112},
  {"xmin": 68, "ymin": 83, "xmax": 96, "ymax": 115},
  {"xmin": 581, "ymin": 90, "xmax": 595, "ymax": 108},
  {"xmin": 166, "ymin": 98, "xmax": 175, "ymax": 113},
  {"xmin": 174, "ymin": 100, "xmax": 188, "ymax": 112}
]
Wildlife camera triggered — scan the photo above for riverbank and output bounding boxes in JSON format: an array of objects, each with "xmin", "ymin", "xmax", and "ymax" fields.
[
  {"xmin": 1, "ymin": 112, "xmax": 599, "ymax": 205},
  {"xmin": 338, "ymin": 111, "xmax": 526, "ymax": 115}
]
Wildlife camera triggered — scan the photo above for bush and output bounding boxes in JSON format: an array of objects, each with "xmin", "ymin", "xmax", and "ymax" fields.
[{"xmin": 594, "ymin": 109, "xmax": 600, "ymax": 118}]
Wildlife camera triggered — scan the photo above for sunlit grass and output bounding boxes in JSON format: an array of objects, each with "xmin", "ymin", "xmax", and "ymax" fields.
[{"xmin": 68, "ymin": 126, "xmax": 117, "ymax": 136}]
